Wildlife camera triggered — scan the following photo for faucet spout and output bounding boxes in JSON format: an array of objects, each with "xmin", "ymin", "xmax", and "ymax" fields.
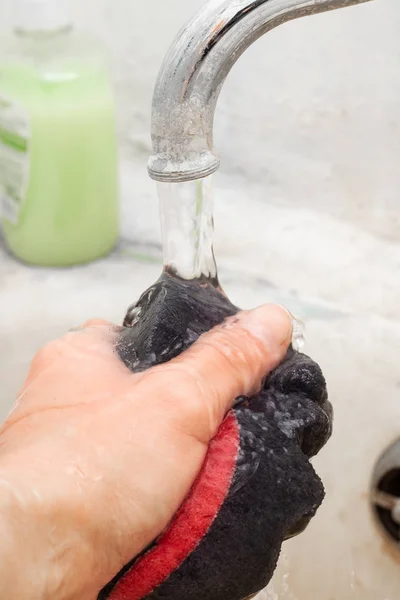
[{"xmin": 148, "ymin": 0, "xmax": 372, "ymax": 183}]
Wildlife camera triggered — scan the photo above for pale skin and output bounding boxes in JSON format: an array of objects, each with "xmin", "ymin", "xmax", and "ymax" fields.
[{"xmin": 0, "ymin": 304, "xmax": 292, "ymax": 600}]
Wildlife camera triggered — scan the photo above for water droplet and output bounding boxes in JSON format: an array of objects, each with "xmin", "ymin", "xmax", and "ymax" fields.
[{"xmin": 291, "ymin": 316, "xmax": 305, "ymax": 352}]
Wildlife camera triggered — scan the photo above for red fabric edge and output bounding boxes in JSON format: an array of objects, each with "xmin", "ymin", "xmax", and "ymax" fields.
[{"xmin": 109, "ymin": 410, "xmax": 239, "ymax": 600}]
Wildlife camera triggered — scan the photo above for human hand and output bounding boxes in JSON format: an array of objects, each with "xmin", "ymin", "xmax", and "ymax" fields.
[{"xmin": 0, "ymin": 305, "xmax": 292, "ymax": 600}]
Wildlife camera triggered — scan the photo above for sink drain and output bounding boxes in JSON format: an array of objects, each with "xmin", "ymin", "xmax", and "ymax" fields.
[{"xmin": 370, "ymin": 439, "xmax": 400, "ymax": 546}]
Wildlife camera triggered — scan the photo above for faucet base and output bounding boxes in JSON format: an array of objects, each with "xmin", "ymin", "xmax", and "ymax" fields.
[{"xmin": 148, "ymin": 152, "xmax": 220, "ymax": 183}]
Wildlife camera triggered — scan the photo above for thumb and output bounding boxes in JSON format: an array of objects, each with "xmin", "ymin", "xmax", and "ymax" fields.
[{"xmin": 162, "ymin": 304, "xmax": 293, "ymax": 435}]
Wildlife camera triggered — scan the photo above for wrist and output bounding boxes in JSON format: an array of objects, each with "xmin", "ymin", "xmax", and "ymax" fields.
[
  {"xmin": 0, "ymin": 465, "xmax": 77, "ymax": 600},
  {"xmin": 0, "ymin": 474, "xmax": 46, "ymax": 599},
  {"xmin": 0, "ymin": 454, "xmax": 114, "ymax": 600}
]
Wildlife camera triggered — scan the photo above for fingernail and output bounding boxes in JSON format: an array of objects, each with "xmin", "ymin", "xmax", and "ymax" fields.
[{"xmin": 236, "ymin": 304, "xmax": 293, "ymax": 349}]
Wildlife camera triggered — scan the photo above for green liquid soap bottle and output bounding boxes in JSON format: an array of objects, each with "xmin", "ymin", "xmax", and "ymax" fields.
[{"xmin": 0, "ymin": 0, "xmax": 120, "ymax": 266}]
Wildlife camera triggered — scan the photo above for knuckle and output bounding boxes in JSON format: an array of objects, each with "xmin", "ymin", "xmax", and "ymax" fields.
[
  {"xmin": 200, "ymin": 330, "xmax": 261, "ymax": 382},
  {"xmin": 31, "ymin": 339, "xmax": 62, "ymax": 368},
  {"xmin": 156, "ymin": 365, "xmax": 215, "ymax": 440},
  {"xmin": 164, "ymin": 365, "xmax": 207, "ymax": 412}
]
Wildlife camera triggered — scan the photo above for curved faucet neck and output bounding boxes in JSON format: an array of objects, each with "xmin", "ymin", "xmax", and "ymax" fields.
[{"xmin": 148, "ymin": 0, "xmax": 372, "ymax": 183}]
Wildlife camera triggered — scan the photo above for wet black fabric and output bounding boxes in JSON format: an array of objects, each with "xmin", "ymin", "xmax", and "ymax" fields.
[{"xmin": 99, "ymin": 271, "xmax": 332, "ymax": 600}]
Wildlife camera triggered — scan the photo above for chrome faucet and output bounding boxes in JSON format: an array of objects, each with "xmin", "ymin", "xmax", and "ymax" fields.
[{"xmin": 148, "ymin": 0, "xmax": 373, "ymax": 183}]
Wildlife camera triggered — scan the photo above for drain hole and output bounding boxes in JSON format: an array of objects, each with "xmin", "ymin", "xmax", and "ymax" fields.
[
  {"xmin": 372, "ymin": 468, "xmax": 400, "ymax": 543},
  {"xmin": 378, "ymin": 468, "xmax": 400, "ymax": 496}
]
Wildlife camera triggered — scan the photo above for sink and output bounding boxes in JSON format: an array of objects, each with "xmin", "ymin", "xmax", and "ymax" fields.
[{"xmin": 1, "ymin": 160, "xmax": 400, "ymax": 598}]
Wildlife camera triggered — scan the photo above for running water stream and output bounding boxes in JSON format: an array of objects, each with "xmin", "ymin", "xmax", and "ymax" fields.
[{"xmin": 156, "ymin": 175, "xmax": 305, "ymax": 349}]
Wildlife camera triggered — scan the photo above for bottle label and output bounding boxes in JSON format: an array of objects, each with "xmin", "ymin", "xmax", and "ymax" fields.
[{"xmin": 0, "ymin": 94, "xmax": 30, "ymax": 224}]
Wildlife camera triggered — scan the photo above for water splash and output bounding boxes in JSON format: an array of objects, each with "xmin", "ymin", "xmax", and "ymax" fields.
[
  {"xmin": 261, "ymin": 553, "xmax": 298, "ymax": 600},
  {"xmin": 291, "ymin": 315, "xmax": 305, "ymax": 352}
]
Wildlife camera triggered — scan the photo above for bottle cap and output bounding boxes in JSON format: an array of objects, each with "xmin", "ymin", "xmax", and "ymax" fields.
[{"xmin": 13, "ymin": 0, "xmax": 73, "ymax": 33}]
